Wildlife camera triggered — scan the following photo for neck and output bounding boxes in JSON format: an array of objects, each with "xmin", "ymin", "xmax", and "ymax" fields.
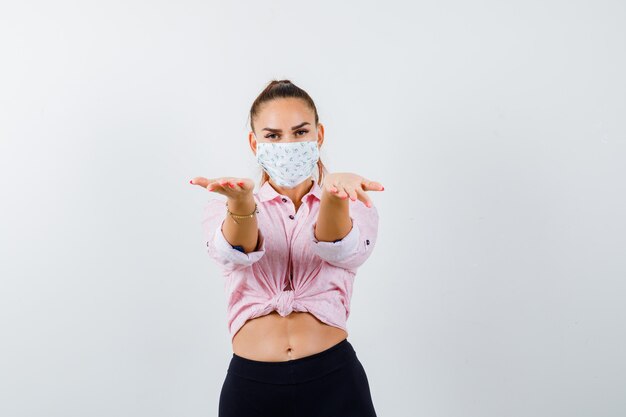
[{"xmin": 269, "ymin": 177, "xmax": 314, "ymax": 207}]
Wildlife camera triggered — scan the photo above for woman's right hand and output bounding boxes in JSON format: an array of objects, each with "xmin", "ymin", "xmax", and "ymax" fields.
[{"xmin": 190, "ymin": 176, "xmax": 255, "ymax": 200}]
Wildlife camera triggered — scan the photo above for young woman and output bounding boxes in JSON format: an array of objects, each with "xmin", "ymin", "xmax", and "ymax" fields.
[{"xmin": 191, "ymin": 79, "xmax": 384, "ymax": 417}]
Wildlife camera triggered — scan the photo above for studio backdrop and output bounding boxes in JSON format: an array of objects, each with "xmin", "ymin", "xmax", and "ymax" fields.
[{"xmin": 1, "ymin": 1, "xmax": 624, "ymax": 416}]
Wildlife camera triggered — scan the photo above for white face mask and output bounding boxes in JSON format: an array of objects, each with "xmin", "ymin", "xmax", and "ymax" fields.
[{"xmin": 255, "ymin": 137, "xmax": 320, "ymax": 189}]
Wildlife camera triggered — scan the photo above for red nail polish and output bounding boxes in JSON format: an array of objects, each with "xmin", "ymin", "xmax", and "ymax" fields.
[
  {"xmin": 238, "ymin": 182, "xmax": 244, "ymax": 186},
  {"xmin": 189, "ymin": 180, "xmax": 193, "ymax": 184},
  {"xmin": 381, "ymin": 186, "xmax": 385, "ymax": 191}
]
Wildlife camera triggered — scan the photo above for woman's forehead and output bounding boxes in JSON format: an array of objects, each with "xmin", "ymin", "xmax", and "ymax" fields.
[{"xmin": 257, "ymin": 98, "xmax": 313, "ymax": 121}]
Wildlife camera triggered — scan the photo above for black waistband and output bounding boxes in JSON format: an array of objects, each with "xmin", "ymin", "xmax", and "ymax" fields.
[{"xmin": 227, "ymin": 338, "xmax": 356, "ymax": 384}]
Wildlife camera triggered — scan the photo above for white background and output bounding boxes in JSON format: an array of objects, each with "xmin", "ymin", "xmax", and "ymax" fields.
[{"xmin": 1, "ymin": 1, "xmax": 625, "ymax": 416}]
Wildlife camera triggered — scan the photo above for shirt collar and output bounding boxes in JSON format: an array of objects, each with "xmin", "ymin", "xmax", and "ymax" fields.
[{"xmin": 257, "ymin": 177, "xmax": 322, "ymax": 203}]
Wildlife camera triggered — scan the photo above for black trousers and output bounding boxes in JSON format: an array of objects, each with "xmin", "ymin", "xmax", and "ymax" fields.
[{"xmin": 218, "ymin": 338, "xmax": 378, "ymax": 417}]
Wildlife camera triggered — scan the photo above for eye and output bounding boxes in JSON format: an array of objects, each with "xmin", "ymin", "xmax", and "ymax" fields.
[
  {"xmin": 296, "ymin": 129, "xmax": 309, "ymax": 136},
  {"xmin": 265, "ymin": 133, "xmax": 279, "ymax": 139}
]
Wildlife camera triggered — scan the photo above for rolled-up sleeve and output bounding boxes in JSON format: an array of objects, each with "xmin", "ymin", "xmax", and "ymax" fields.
[
  {"xmin": 309, "ymin": 201, "xmax": 379, "ymax": 272},
  {"xmin": 201, "ymin": 198, "xmax": 266, "ymax": 273}
]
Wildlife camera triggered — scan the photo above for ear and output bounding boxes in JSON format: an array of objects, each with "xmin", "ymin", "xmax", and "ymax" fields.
[
  {"xmin": 316, "ymin": 123, "xmax": 324, "ymax": 148},
  {"xmin": 249, "ymin": 131, "xmax": 257, "ymax": 155}
]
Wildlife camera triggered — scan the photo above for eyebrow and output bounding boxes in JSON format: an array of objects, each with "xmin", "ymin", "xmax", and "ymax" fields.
[{"xmin": 262, "ymin": 122, "xmax": 310, "ymax": 133}]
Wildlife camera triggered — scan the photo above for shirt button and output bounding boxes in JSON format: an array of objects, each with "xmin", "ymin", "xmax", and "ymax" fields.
[
  {"xmin": 366, "ymin": 239, "xmax": 370, "ymax": 245},
  {"xmin": 281, "ymin": 197, "xmax": 288, "ymax": 202},
  {"xmin": 289, "ymin": 214, "xmax": 295, "ymax": 220}
]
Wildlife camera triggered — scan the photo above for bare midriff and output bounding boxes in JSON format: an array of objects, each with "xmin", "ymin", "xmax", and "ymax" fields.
[{"xmin": 232, "ymin": 311, "xmax": 348, "ymax": 362}]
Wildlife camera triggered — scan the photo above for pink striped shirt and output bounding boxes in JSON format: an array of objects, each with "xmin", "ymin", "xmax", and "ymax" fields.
[{"xmin": 201, "ymin": 178, "xmax": 379, "ymax": 342}]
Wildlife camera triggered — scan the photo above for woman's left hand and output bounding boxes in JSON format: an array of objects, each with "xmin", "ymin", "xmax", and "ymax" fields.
[{"xmin": 323, "ymin": 172, "xmax": 384, "ymax": 208}]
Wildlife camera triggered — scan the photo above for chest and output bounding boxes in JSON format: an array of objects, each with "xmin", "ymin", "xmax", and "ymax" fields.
[{"xmin": 256, "ymin": 200, "xmax": 319, "ymax": 271}]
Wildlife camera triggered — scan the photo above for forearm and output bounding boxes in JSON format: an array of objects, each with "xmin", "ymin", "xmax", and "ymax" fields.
[
  {"xmin": 222, "ymin": 195, "xmax": 260, "ymax": 253},
  {"xmin": 314, "ymin": 189, "xmax": 352, "ymax": 242}
]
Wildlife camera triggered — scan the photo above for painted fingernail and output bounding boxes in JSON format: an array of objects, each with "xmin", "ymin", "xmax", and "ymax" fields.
[
  {"xmin": 238, "ymin": 182, "xmax": 244, "ymax": 186},
  {"xmin": 189, "ymin": 180, "xmax": 193, "ymax": 184},
  {"xmin": 381, "ymin": 186, "xmax": 385, "ymax": 191}
]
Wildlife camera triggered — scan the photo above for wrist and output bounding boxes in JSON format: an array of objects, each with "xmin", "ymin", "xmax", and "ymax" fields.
[{"xmin": 227, "ymin": 194, "xmax": 256, "ymax": 213}]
